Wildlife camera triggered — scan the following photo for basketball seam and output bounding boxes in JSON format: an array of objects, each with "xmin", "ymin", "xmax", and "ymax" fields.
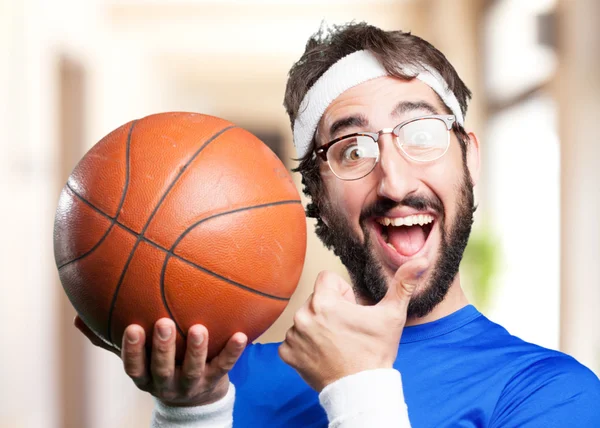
[
  {"xmin": 160, "ymin": 200, "xmax": 301, "ymax": 338},
  {"xmin": 57, "ymin": 185, "xmax": 115, "ymax": 269},
  {"xmin": 63, "ymin": 173, "xmax": 300, "ymax": 303},
  {"xmin": 106, "ymin": 124, "xmax": 236, "ymax": 344},
  {"xmin": 57, "ymin": 120, "xmax": 137, "ymax": 270}
]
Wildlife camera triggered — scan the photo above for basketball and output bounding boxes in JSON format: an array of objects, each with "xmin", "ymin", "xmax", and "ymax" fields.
[{"xmin": 53, "ymin": 112, "xmax": 307, "ymax": 361}]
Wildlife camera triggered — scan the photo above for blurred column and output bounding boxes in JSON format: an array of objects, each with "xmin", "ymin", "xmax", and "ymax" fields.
[
  {"xmin": 556, "ymin": 0, "xmax": 600, "ymax": 374},
  {"xmin": 427, "ymin": 0, "xmax": 488, "ymax": 135},
  {"xmin": 422, "ymin": 0, "xmax": 489, "ymax": 222},
  {"xmin": 57, "ymin": 55, "xmax": 89, "ymax": 428}
]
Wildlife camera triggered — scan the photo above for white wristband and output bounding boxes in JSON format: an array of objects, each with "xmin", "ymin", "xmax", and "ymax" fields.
[
  {"xmin": 151, "ymin": 383, "xmax": 235, "ymax": 428},
  {"xmin": 319, "ymin": 369, "xmax": 410, "ymax": 428}
]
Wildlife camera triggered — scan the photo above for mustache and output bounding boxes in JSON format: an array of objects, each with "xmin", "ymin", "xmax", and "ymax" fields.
[{"xmin": 359, "ymin": 194, "xmax": 444, "ymax": 225}]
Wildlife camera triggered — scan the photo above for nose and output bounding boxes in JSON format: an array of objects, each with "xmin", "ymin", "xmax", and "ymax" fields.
[{"xmin": 375, "ymin": 134, "xmax": 420, "ymax": 201}]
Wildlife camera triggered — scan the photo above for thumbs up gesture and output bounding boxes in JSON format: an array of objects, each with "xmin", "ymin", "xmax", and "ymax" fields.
[{"xmin": 279, "ymin": 258, "xmax": 428, "ymax": 392}]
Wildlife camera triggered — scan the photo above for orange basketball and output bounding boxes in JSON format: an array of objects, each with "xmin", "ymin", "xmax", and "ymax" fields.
[{"xmin": 54, "ymin": 112, "xmax": 306, "ymax": 361}]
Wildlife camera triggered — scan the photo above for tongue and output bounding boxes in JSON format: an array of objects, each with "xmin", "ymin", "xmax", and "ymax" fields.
[{"xmin": 388, "ymin": 225, "xmax": 427, "ymax": 257}]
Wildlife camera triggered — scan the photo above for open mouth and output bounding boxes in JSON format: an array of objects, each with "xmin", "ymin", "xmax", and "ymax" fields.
[{"xmin": 375, "ymin": 214, "xmax": 435, "ymax": 257}]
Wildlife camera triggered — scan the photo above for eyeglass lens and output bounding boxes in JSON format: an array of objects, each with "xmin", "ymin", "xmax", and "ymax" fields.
[{"xmin": 326, "ymin": 117, "xmax": 449, "ymax": 180}]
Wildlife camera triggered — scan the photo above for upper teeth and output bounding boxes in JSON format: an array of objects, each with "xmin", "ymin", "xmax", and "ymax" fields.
[{"xmin": 377, "ymin": 214, "xmax": 434, "ymax": 227}]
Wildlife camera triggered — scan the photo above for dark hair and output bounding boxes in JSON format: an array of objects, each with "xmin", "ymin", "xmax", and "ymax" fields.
[{"xmin": 283, "ymin": 22, "xmax": 472, "ymax": 241}]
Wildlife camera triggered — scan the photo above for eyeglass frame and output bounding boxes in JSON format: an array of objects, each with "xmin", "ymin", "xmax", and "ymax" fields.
[{"xmin": 314, "ymin": 114, "xmax": 456, "ymax": 180}]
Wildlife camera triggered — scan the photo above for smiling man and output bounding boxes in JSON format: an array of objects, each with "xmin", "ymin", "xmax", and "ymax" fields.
[
  {"xmin": 299, "ymin": 75, "xmax": 476, "ymax": 322},
  {"xmin": 77, "ymin": 22, "xmax": 600, "ymax": 427}
]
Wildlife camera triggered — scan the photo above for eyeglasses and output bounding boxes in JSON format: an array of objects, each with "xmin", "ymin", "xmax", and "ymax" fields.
[{"xmin": 315, "ymin": 114, "xmax": 456, "ymax": 181}]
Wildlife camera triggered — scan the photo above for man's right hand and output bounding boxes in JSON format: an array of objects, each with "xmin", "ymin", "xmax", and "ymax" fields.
[{"xmin": 74, "ymin": 316, "xmax": 247, "ymax": 407}]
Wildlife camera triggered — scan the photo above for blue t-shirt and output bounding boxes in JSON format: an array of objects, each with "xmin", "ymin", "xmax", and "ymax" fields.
[{"xmin": 229, "ymin": 305, "xmax": 600, "ymax": 427}]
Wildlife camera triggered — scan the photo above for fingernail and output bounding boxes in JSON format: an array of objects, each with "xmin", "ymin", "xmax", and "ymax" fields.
[
  {"xmin": 190, "ymin": 331, "xmax": 203, "ymax": 346},
  {"xmin": 126, "ymin": 329, "xmax": 139, "ymax": 344},
  {"xmin": 157, "ymin": 324, "xmax": 172, "ymax": 341}
]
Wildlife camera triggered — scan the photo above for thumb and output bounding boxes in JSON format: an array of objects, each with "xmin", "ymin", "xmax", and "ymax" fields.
[{"xmin": 378, "ymin": 257, "xmax": 429, "ymax": 312}]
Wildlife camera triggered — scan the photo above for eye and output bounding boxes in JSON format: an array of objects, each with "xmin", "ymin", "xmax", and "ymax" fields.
[
  {"xmin": 343, "ymin": 145, "xmax": 364, "ymax": 160},
  {"xmin": 330, "ymin": 136, "xmax": 378, "ymax": 165},
  {"xmin": 410, "ymin": 131, "xmax": 433, "ymax": 146}
]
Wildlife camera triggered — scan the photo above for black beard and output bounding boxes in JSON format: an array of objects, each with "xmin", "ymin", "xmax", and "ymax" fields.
[{"xmin": 317, "ymin": 168, "xmax": 475, "ymax": 318}]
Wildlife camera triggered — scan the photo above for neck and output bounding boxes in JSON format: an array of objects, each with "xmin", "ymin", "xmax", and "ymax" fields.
[{"xmin": 405, "ymin": 273, "xmax": 469, "ymax": 327}]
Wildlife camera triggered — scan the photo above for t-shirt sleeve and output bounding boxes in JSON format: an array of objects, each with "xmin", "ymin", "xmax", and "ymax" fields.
[
  {"xmin": 490, "ymin": 356, "xmax": 600, "ymax": 427},
  {"xmin": 318, "ymin": 368, "xmax": 411, "ymax": 427},
  {"xmin": 151, "ymin": 383, "xmax": 235, "ymax": 428}
]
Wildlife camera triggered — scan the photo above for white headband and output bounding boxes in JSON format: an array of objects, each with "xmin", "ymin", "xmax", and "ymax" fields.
[{"xmin": 292, "ymin": 50, "xmax": 465, "ymax": 158}]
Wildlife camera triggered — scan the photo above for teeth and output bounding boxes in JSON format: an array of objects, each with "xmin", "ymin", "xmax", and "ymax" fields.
[
  {"xmin": 387, "ymin": 242, "xmax": 396, "ymax": 250},
  {"xmin": 391, "ymin": 217, "xmax": 404, "ymax": 226},
  {"xmin": 377, "ymin": 214, "xmax": 434, "ymax": 227}
]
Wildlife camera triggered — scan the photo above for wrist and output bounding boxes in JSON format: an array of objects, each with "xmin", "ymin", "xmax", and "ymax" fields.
[
  {"xmin": 159, "ymin": 375, "xmax": 230, "ymax": 408},
  {"xmin": 318, "ymin": 361, "xmax": 395, "ymax": 392},
  {"xmin": 319, "ymin": 368, "xmax": 406, "ymax": 424},
  {"xmin": 153, "ymin": 382, "xmax": 235, "ymax": 426}
]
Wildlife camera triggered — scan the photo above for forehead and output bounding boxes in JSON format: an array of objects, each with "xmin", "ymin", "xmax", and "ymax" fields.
[{"xmin": 318, "ymin": 76, "xmax": 446, "ymax": 136}]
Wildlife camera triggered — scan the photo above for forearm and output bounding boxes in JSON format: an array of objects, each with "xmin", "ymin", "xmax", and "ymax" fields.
[
  {"xmin": 319, "ymin": 368, "xmax": 410, "ymax": 428},
  {"xmin": 151, "ymin": 383, "xmax": 235, "ymax": 428}
]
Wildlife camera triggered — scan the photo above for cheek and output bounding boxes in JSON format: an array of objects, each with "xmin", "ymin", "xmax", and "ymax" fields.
[
  {"xmin": 419, "ymin": 141, "xmax": 465, "ymax": 214},
  {"xmin": 322, "ymin": 175, "xmax": 371, "ymax": 227},
  {"xmin": 427, "ymin": 136, "xmax": 464, "ymax": 182}
]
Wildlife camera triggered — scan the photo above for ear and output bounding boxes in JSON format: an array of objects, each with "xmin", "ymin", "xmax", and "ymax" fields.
[{"xmin": 465, "ymin": 131, "xmax": 481, "ymax": 187}]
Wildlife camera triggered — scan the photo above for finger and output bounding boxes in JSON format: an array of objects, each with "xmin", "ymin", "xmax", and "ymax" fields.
[
  {"xmin": 312, "ymin": 271, "xmax": 356, "ymax": 311},
  {"xmin": 284, "ymin": 325, "xmax": 299, "ymax": 345},
  {"xmin": 150, "ymin": 318, "xmax": 177, "ymax": 392},
  {"xmin": 291, "ymin": 308, "xmax": 311, "ymax": 334},
  {"xmin": 378, "ymin": 257, "xmax": 429, "ymax": 312},
  {"xmin": 278, "ymin": 340, "xmax": 293, "ymax": 366},
  {"xmin": 74, "ymin": 316, "xmax": 120, "ymax": 356},
  {"xmin": 122, "ymin": 325, "xmax": 150, "ymax": 390},
  {"xmin": 339, "ymin": 282, "xmax": 357, "ymax": 304},
  {"xmin": 206, "ymin": 332, "xmax": 247, "ymax": 382},
  {"xmin": 181, "ymin": 325, "xmax": 209, "ymax": 390}
]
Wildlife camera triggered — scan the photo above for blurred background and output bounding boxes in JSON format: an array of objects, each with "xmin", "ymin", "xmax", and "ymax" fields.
[{"xmin": 1, "ymin": 0, "xmax": 598, "ymax": 426}]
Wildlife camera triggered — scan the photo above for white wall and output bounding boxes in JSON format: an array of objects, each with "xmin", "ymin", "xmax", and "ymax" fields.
[{"xmin": 1, "ymin": 0, "xmax": 60, "ymax": 426}]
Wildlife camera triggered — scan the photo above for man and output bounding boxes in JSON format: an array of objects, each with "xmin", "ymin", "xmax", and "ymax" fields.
[{"xmin": 77, "ymin": 22, "xmax": 600, "ymax": 427}]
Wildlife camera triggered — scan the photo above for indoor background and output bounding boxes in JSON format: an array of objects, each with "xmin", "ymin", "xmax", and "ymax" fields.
[{"xmin": 1, "ymin": 0, "xmax": 598, "ymax": 427}]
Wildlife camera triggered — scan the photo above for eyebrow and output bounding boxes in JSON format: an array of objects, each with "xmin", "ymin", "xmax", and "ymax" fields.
[
  {"xmin": 326, "ymin": 100, "xmax": 442, "ymax": 141},
  {"xmin": 391, "ymin": 101, "xmax": 440, "ymax": 117},
  {"xmin": 328, "ymin": 115, "xmax": 370, "ymax": 140}
]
